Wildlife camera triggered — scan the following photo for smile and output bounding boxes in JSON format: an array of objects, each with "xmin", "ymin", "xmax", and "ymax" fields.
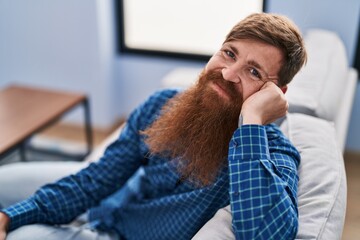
[{"xmin": 210, "ymin": 82, "xmax": 231, "ymax": 101}]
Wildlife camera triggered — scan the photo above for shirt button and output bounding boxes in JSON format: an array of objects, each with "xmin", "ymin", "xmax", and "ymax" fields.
[
  {"xmin": 233, "ymin": 191, "xmax": 239, "ymax": 196},
  {"xmin": 233, "ymin": 141, "xmax": 238, "ymax": 147}
]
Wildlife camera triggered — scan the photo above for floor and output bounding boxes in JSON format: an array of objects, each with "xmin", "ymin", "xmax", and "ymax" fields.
[
  {"xmin": 343, "ymin": 151, "xmax": 360, "ymax": 239},
  {"xmin": 3, "ymin": 122, "xmax": 360, "ymax": 239}
]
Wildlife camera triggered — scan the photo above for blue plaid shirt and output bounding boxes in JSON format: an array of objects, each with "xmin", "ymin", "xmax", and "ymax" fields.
[{"xmin": 1, "ymin": 89, "xmax": 300, "ymax": 240}]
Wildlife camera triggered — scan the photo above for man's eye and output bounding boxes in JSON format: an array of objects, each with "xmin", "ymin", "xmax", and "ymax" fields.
[
  {"xmin": 249, "ymin": 68, "xmax": 262, "ymax": 80},
  {"xmin": 224, "ymin": 50, "xmax": 236, "ymax": 60}
]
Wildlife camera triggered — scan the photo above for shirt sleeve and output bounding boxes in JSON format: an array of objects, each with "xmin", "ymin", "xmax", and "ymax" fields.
[
  {"xmin": 228, "ymin": 124, "xmax": 300, "ymax": 240},
  {"xmin": 1, "ymin": 89, "xmax": 180, "ymax": 231},
  {"xmin": 1, "ymin": 115, "xmax": 144, "ymax": 230}
]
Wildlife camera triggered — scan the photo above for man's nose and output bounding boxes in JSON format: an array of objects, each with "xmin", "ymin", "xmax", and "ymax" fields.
[{"xmin": 221, "ymin": 65, "xmax": 240, "ymax": 83}]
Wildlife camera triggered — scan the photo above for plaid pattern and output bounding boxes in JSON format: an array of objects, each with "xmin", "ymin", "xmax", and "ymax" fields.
[
  {"xmin": 1, "ymin": 89, "xmax": 300, "ymax": 240},
  {"xmin": 229, "ymin": 126, "xmax": 300, "ymax": 239}
]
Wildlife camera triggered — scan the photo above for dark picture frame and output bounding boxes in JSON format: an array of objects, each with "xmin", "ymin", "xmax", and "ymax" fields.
[
  {"xmin": 354, "ymin": 20, "xmax": 360, "ymax": 75},
  {"xmin": 115, "ymin": 0, "xmax": 267, "ymax": 61}
]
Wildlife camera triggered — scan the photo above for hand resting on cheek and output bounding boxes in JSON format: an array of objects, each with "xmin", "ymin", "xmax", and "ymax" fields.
[{"xmin": 240, "ymin": 81, "xmax": 288, "ymax": 125}]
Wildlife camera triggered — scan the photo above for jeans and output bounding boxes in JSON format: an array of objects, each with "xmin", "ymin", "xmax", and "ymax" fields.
[
  {"xmin": 0, "ymin": 161, "xmax": 119, "ymax": 240},
  {"xmin": 6, "ymin": 223, "xmax": 119, "ymax": 240}
]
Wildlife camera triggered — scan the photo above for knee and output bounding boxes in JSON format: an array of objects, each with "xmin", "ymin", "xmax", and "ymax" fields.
[
  {"xmin": 0, "ymin": 163, "xmax": 40, "ymax": 207},
  {"xmin": 6, "ymin": 224, "xmax": 52, "ymax": 240},
  {"xmin": 0, "ymin": 162, "xmax": 86, "ymax": 207}
]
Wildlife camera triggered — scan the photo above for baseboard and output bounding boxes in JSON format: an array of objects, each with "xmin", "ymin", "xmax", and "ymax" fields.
[{"xmin": 344, "ymin": 150, "xmax": 360, "ymax": 161}]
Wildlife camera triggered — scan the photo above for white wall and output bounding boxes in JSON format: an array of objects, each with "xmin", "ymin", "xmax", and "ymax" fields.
[{"xmin": 0, "ymin": 0, "xmax": 116, "ymax": 128}]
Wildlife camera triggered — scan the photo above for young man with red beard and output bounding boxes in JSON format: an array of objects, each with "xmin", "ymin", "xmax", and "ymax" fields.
[{"xmin": 0, "ymin": 13, "xmax": 306, "ymax": 240}]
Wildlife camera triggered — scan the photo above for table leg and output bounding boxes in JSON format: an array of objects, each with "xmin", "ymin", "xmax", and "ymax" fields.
[
  {"xmin": 19, "ymin": 142, "xmax": 27, "ymax": 161},
  {"xmin": 83, "ymin": 98, "xmax": 93, "ymax": 158}
]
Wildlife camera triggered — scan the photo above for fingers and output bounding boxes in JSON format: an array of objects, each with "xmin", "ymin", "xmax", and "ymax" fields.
[{"xmin": 241, "ymin": 81, "xmax": 288, "ymax": 125}]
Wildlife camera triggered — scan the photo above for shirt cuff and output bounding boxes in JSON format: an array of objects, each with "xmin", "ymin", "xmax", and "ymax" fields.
[
  {"xmin": 1, "ymin": 197, "xmax": 43, "ymax": 231},
  {"xmin": 229, "ymin": 125, "xmax": 270, "ymax": 161}
]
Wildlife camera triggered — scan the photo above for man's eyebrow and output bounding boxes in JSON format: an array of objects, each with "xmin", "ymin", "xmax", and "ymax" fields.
[
  {"xmin": 228, "ymin": 45, "xmax": 239, "ymax": 56},
  {"xmin": 223, "ymin": 43, "xmax": 239, "ymax": 56},
  {"xmin": 248, "ymin": 60, "xmax": 277, "ymax": 79},
  {"xmin": 247, "ymin": 60, "xmax": 264, "ymax": 72},
  {"xmin": 225, "ymin": 43, "xmax": 266, "ymax": 72}
]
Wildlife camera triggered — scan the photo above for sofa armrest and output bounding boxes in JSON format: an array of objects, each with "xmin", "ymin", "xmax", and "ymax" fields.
[{"xmin": 335, "ymin": 68, "xmax": 357, "ymax": 151}]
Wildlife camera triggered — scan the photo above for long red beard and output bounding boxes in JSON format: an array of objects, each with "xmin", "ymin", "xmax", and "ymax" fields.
[{"xmin": 142, "ymin": 70, "xmax": 242, "ymax": 186}]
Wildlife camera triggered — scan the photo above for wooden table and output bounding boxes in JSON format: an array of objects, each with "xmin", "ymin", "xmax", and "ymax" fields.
[{"xmin": 0, "ymin": 85, "xmax": 93, "ymax": 161}]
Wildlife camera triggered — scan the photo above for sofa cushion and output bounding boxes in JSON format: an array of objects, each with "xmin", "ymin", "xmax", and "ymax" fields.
[
  {"xmin": 286, "ymin": 29, "xmax": 349, "ymax": 122},
  {"xmin": 192, "ymin": 113, "xmax": 346, "ymax": 239},
  {"xmin": 286, "ymin": 113, "xmax": 346, "ymax": 239}
]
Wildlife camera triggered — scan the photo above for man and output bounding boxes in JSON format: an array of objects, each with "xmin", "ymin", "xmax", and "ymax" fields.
[{"xmin": 0, "ymin": 13, "xmax": 306, "ymax": 240}]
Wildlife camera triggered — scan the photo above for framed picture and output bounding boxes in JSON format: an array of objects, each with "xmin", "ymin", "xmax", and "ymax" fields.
[
  {"xmin": 116, "ymin": 0, "xmax": 266, "ymax": 61},
  {"xmin": 354, "ymin": 22, "xmax": 360, "ymax": 75}
]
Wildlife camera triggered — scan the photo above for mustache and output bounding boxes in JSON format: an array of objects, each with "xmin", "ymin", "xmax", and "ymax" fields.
[{"xmin": 203, "ymin": 70, "xmax": 240, "ymax": 101}]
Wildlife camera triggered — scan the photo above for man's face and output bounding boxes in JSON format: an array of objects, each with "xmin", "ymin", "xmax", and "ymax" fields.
[{"xmin": 204, "ymin": 39, "xmax": 284, "ymax": 102}]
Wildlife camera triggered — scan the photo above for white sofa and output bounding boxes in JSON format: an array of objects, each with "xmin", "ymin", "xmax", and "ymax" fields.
[{"xmin": 86, "ymin": 29, "xmax": 357, "ymax": 239}]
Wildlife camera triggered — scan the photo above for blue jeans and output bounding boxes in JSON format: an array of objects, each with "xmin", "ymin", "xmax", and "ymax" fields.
[
  {"xmin": 0, "ymin": 161, "xmax": 124, "ymax": 240},
  {"xmin": 6, "ymin": 223, "xmax": 119, "ymax": 240}
]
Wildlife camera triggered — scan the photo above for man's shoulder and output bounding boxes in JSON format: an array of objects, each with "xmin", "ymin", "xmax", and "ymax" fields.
[
  {"xmin": 128, "ymin": 88, "xmax": 182, "ymax": 129},
  {"xmin": 141, "ymin": 88, "xmax": 181, "ymax": 112},
  {"xmin": 146, "ymin": 88, "xmax": 181, "ymax": 105}
]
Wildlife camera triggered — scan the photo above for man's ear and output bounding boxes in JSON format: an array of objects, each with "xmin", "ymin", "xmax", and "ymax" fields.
[{"xmin": 281, "ymin": 85, "xmax": 288, "ymax": 94}]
